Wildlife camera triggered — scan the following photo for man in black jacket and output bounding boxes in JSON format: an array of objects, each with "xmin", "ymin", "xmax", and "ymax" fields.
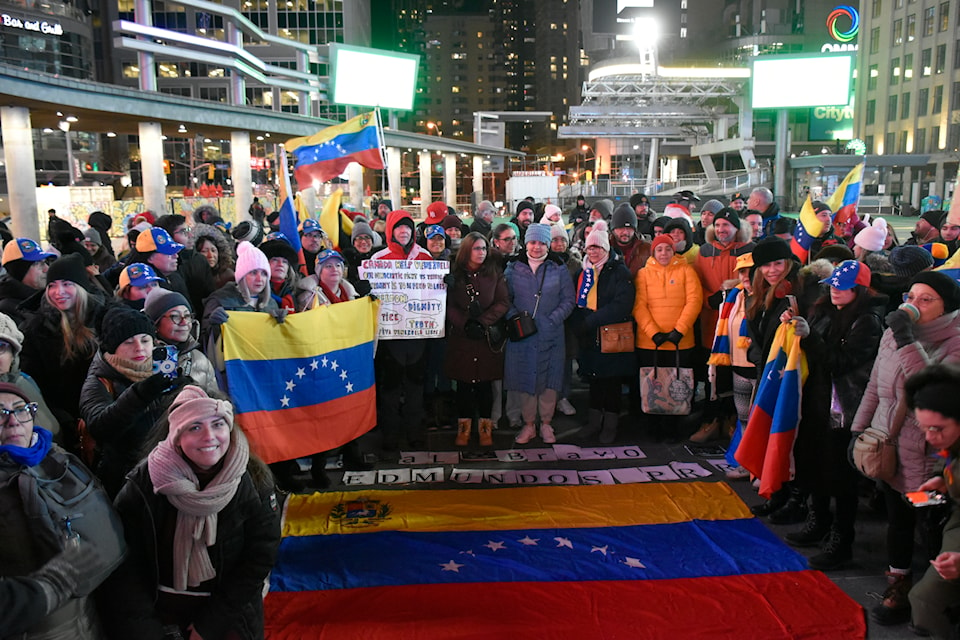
[{"xmin": 0, "ymin": 238, "xmax": 54, "ymax": 324}]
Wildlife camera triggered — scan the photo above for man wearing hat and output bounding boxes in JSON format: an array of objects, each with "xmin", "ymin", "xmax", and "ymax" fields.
[
  {"xmin": 729, "ymin": 192, "xmax": 747, "ymax": 212},
  {"xmin": 299, "ymin": 218, "xmax": 329, "ymax": 276},
  {"xmin": 0, "ymin": 239, "xmax": 54, "ymax": 325},
  {"xmin": 610, "ymin": 203, "xmax": 651, "ymax": 277},
  {"xmin": 418, "ymin": 201, "xmax": 450, "ymax": 243},
  {"xmin": 155, "ymin": 214, "xmax": 216, "ymax": 319},
  {"xmin": 510, "ymin": 200, "xmax": 536, "ymax": 243},
  {"xmin": 907, "ymin": 210, "xmax": 946, "ymax": 246},
  {"xmin": 692, "ymin": 199, "xmax": 725, "ymax": 246},
  {"xmin": 587, "ymin": 198, "xmax": 614, "ymax": 224},
  {"xmin": 673, "ymin": 190, "xmax": 700, "ymax": 212},
  {"xmin": 82, "ymin": 227, "xmax": 116, "ymax": 273},
  {"xmin": 134, "ymin": 227, "xmax": 191, "ymax": 303},
  {"xmin": 570, "ymin": 195, "xmax": 589, "ymax": 228},
  {"xmin": 628, "ymin": 193, "xmax": 656, "ymax": 238}
]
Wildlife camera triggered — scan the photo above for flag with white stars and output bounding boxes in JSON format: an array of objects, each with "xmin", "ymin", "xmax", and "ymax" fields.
[
  {"xmin": 285, "ymin": 111, "xmax": 385, "ymax": 190},
  {"xmin": 266, "ymin": 483, "xmax": 866, "ymax": 638},
  {"xmin": 220, "ymin": 298, "xmax": 379, "ymax": 463}
]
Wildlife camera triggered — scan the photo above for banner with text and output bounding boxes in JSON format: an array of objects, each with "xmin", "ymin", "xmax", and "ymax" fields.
[{"xmin": 359, "ymin": 259, "xmax": 449, "ymax": 339}]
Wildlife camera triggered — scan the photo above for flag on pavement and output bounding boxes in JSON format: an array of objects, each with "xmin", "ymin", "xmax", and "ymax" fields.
[
  {"xmin": 825, "ymin": 162, "xmax": 864, "ymax": 232},
  {"xmin": 219, "ymin": 298, "xmax": 378, "ymax": 464},
  {"xmin": 790, "ymin": 194, "xmax": 825, "ymax": 264},
  {"xmin": 266, "ymin": 483, "xmax": 865, "ymax": 639},
  {"xmin": 285, "ymin": 111, "xmax": 385, "ymax": 190},
  {"xmin": 735, "ymin": 321, "xmax": 808, "ymax": 498}
]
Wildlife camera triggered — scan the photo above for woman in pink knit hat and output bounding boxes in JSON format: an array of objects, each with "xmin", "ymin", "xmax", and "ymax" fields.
[{"xmin": 104, "ymin": 386, "xmax": 280, "ymax": 640}]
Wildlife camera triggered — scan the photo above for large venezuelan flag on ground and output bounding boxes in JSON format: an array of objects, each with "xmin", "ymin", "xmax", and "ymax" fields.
[
  {"xmin": 285, "ymin": 111, "xmax": 385, "ymax": 190},
  {"xmin": 735, "ymin": 322, "xmax": 807, "ymax": 498},
  {"xmin": 825, "ymin": 162, "xmax": 864, "ymax": 232},
  {"xmin": 265, "ymin": 483, "xmax": 865, "ymax": 639},
  {"xmin": 790, "ymin": 194, "xmax": 825, "ymax": 264},
  {"xmin": 220, "ymin": 298, "xmax": 378, "ymax": 463}
]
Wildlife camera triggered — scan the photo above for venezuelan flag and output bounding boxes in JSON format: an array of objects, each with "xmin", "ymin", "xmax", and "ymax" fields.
[
  {"xmin": 286, "ymin": 111, "xmax": 385, "ymax": 190},
  {"xmin": 265, "ymin": 483, "xmax": 865, "ymax": 639},
  {"xmin": 276, "ymin": 146, "xmax": 303, "ymax": 258},
  {"xmin": 825, "ymin": 162, "xmax": 864, "ymax": 232},
  {"xmin": 735, "ymin": 322, "xmax": 808, "ymax": 499},
  {"xmin": 220, "ymin": 298, "xmax": 378, "ymax": 464},
  {"xmin": 789, "ymin": 194, "xmax": 825, "ymax": 264}
]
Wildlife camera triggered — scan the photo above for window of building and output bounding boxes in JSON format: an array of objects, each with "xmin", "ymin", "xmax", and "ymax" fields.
[
  {"xmin": 919, "ymin": 87, "xmax": 929, "ymax": 114},
  {"xmin": 924, "ymin": 7, "xmax": 935, "ymax": 36},
  {"xmin": 902, "ymin": 92, "xmax": 911, "ymax": 118},
  {"xmin": 865, "ymin": 135, "xmax": 874, "ymax": 153},
  {"xmin": 934, "ymin": 84, "xmax": 944, "ymax": 112},
  {"xmin": 198, "ymin": 86, "xmax": 227, "ymax": 103},
  {"xmin": 868, "ymin": 64, "xmax": 879, "ymax": 90},
  {"xmin": 948, "ymin": 124, "xmax": 960, "ymax": 151},
  {"xmin": 870, "ymin": 27, "xmax": 881, "ymax": 53},
  {"xmin": 952, "ymin": 81, "xmax": 960, "ymax": 111},
  {"xmin": 907, "ymin": 14, "xmax": 916, "ymax": 41},
  {"xmin": 893, "ymin": 19, "xmax": 903, "ymax": 45},
  {"xmin": 933, "ymin": 125, "xmax": 941, "ymax": 148},
  {"xmin": 891, "ymin": 57, "xmax": 901, "ymax": 85},
  {"xmin": 904, "ymin": 53, "xmax": 914, "ymax": 79},
  {"xmin": 900, "ymin": 131, "xmax": 910, "ymax": 153},
  {"xmin": 940, "ymin": 2, "xmax": 950, "ymax": 30},
  {"xmin": 896, "ymin": 0, "xmax": 904, "ymax": 7},
  {"xmin": 916, "ymin": 128, "xmax": 927, "ymax": 153},
  {"xmin": 888, "ymin": 94, "xmax": 899, "ymax": 120},
  {"xmin": 122, "ymin": 63, "xmax": 140, "ymax": 78},
  {"xmin": 885, "ymin": 132, "xmax": 896, "ymax": 154},
  {"xmin": 866, "ymin": 99, "xmax": 877, "ymax": 124},
  {"xmin": 922, "ymin": 48, "xmax": 932, "ymax": 75},
  {"xmin": 937, "ymin": 43, "xmax": 947, "ymax": 73},
  {"xmin": 873, "ymin": 0, "xmax": 882, "ymax": 15}
]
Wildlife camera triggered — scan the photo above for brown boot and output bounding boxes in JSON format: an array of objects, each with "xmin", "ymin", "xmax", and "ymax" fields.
[
  {"xmin": 478, "ymin": 418, "xmax": 494, "ymax": 447},
  {"xmin": 455, "ymin": 418, "xmax": 472, "ymax": 447},
  {"xmin": 689, "ymin": 419, "xmax": 719, "ymax": 443},
  {"xmin": 872, "ymin": 570, "xmax": 912, "ymax": 626}
]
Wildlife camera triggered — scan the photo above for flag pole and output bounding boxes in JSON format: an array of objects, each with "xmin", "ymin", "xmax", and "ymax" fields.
[{"xmin": 375, "ymin": 106, "xmax": 391, "ymax": 203}]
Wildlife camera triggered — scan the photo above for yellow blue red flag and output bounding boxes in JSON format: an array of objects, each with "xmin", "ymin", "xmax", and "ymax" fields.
[
  {"xmin": 285, "ymin": 111, "xmax": 384, "ymax": 190},
  {"xmin": 220, "ymin": 298, "xmax": 379, "ymax": 463},
  {"xmin": 825, "ymin": 162, "xmax": 864, "ymax": 231},
  {"xmin": 790, "ymin": 194, "xmax": 825, "ymax": 264},
  {"xmin": 735, "ymin": 321, "xmax": 808, "ymax": 498}
]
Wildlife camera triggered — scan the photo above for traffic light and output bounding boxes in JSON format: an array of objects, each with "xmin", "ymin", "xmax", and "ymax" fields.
[{"xmin": 163, "ymin": 159, "xmax": 171, "ymax": 174}]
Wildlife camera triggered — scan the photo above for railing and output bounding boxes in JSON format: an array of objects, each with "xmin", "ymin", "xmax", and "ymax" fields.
[{"xmin": 558, "ymin": 169, "xmax": 771, "ymax": 200}]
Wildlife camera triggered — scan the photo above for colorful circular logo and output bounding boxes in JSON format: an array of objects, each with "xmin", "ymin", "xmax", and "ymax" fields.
[{"xmin": 827, "ymin": 5, "xmax": 859, "ymax": 43}]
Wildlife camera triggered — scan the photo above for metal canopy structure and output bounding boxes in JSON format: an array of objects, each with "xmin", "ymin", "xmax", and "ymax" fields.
[{"xmin": 558, "ymin": 59, "xmax": 748, "ymax": 141}]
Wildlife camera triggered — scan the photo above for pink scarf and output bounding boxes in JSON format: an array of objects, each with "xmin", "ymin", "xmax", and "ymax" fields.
[{"xmin": 147, "ymin": 429, "xmax": 250, "ymax": 591}]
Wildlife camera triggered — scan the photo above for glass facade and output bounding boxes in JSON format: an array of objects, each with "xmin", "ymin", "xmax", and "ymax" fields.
[{"xmin": 0, "ymin": 3, "xmax": 94, "ymax": 79}]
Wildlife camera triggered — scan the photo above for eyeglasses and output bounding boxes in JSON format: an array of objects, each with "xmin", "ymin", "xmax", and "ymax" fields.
[
  {"xmin": 174, "ymin": 226, "xmax": 192, "ymax": 235},
  {"xmin": 164, "ymin": 312, "xmax": 194, "ymax": 325},
  {"xmin": 0, "ymin": 403, "xmax": 37, "ymax": 424},
  {"xmin": 498, "ymin": 236, "xmax": 517, "ymax": 243},
  {"xmin": 903, "ymin": 293, "xmax": 941, "ymax": 305},
  {"xmin": 921, "ymin": 425, "xmax": 947, "ymax": 434}
]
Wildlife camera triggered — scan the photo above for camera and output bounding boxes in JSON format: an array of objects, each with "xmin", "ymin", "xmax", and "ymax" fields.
[{"xmin": 152, "ymin": 345, "xmax": 179, "ymax": 380}]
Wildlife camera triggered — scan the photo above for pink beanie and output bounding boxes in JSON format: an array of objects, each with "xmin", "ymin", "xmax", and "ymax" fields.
[
  {"xmin": 167, "ymin": 385, "xmax": 234, "ymax": 447},
  {"xmin": 585, "ymin": 220, "xmax": 611, "ymax": 252},
  {"xmin": 854, "ymin": 217, "xmax": 888, "ymax": 252},
  {"xmin": 234, "ymin": 241, "xmax": 270, "ymax": 282},
  {"xmin": 543, "ymin": 204, "xmax": 562, "ymax": 223}
]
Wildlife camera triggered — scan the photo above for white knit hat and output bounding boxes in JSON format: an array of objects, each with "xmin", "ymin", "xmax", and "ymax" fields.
[
  {"xmin": 585, "ymin": 220, "xmax": 611, "ymax": 252},
  {"xmin": 854, "ymin": 217, "xmax": 887, "ymax": 252},
  {"xmin": 542, "ymin": 204, "xmax": 562, "ymax": 223},
  {"xmin": 234, "ymin": 241, "xmax": 270, "ymax": 282}
]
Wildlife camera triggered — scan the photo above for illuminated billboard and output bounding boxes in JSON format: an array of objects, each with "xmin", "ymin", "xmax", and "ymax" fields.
[
  {"xmin": 751, "ymin": 54, "xmax": 854, "ymax": 109},
  {"xmin": 329, "ymin": 43, "xmax": 419, "ymax": 111}
]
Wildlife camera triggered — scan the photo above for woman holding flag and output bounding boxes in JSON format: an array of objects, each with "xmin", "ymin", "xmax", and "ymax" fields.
[{"xmin": 779, "ymin": 260, "xmax": 886, "ymax": 570}]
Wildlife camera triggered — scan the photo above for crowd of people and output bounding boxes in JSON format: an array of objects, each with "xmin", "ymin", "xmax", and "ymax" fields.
[{"xmin": 1, "ymin": 189, "xmax": 960, "ymax": 637}]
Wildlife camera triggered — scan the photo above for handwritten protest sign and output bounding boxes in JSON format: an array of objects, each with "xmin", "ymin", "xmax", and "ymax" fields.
[{"xmin": 359, "ymin": 259, "xmax": 449, "ymax": 339}]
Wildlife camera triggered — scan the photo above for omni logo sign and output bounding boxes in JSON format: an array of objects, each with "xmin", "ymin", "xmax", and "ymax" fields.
[{"xmin": 827, "ymin": 5, "xmax": 859, "ymax": 43}]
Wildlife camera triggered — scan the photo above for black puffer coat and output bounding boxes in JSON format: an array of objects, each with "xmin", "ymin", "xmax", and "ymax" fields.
[
  {"xmin": 103, "ymin": 460, "xmax": 281, "ymax": 640},
  {"xmin": 570, "ymin": 252, "xmax": 637, "ymax": 378}
]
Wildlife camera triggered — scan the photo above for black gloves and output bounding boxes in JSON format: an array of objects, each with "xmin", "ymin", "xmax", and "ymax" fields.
[
  {"xmin": 707, "ymin": 290, "xmax": 725, "ymax": 310},
  {"xmin": 652, "ymin": 332, "xmax": 670, "ymax": 347},
  {"xmin": 354, "ymin": 279, "xmax": 372, "ymax": 297},
  {"xmin": 443, "ymin": 273, "xmax": 456, "ymax": 288},
  {"xmin": 133, "ymin": 373, "xmax": 171, "ymax": 401},
  {"xmin": 208, "ymin": 308, "xmax": 229, "ymax": 326},
  {"xmin": 270, "ymin": 308, "xmax": 288, "ymax": 324},
  {"xmin": 468, "ymin": 299, "xmax": 483, "ymax": 318},
  {"xmin": 666, "ymin": 329, "xmax": 683, "ymax": 345},
  {"xmin": 464, "ymin": 319, "xmax": 486, "ymax": 340},
  {"xmin": 885, "ymin": 309, "xmax": 915, "ymax": 349}
]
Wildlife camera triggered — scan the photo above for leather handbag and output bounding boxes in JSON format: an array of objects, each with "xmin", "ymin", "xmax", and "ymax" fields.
[
  {"xmin": 639, "ymin": 348, "xmax": 694, "ymax": 415},
  {"xmin": 599, "ymin": 322, "xmax": 635, "ymax": 353},
  {"xmin": 852, "ymin": 426, "xmax": 898, "ymax": 482},
  {"xmin": 507, "ymin": 264, "xmax": 547, "ymax": 342}
]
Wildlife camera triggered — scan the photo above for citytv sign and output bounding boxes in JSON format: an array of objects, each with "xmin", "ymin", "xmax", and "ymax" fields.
[{"xmin": 822, "ymin": 5, "xmax": 858, "ymax": 52}]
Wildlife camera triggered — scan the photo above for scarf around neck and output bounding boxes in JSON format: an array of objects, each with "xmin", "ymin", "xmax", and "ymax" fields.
[
  {"xmin": 576, "ymin": 254, "xmax": 607, "ymax": 310},
  {"xmin": 147, "ymin": 429, "xmax": 250, "ymax": 591},
  {"xmin": 104, "ymin": 352, "xmax": 154, "ymax": 383},
  {"xmin": 0, "ymin": 427, "xmax": 52, "ymax": 467}
]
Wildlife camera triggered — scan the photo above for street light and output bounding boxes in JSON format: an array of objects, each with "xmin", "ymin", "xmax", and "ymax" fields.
[
  {"xmin": 57, "ymin": 119, "xmax": 76, "ymax": 187},
  {"xmin": 580, "ymin": 144, "xmax": 595, "ymax": 184},
  {"xmin": 426, "ymin": 121, "xmax": 442, "ymax": 137}
]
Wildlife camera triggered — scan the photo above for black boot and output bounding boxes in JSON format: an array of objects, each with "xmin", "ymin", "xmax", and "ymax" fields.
[
  {"xmin": 768, "ymin": 485, "xmax": 808, "ymax": 525},
  {"xmin": 750, "ymin": 488, "xmax": 789, "ymax": 517},
  {"xmin": 785, "ymin": 508, "xmax": 833, "ymax": 547},
  {"xmin": 808, "ymin": 527, "xmax": 853, "ymax": 570}
]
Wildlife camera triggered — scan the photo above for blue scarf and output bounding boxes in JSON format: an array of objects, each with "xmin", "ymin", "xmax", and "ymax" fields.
[{"xmin": 0, "ymin": 427, "xmax": 53, "ymax": 467}]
